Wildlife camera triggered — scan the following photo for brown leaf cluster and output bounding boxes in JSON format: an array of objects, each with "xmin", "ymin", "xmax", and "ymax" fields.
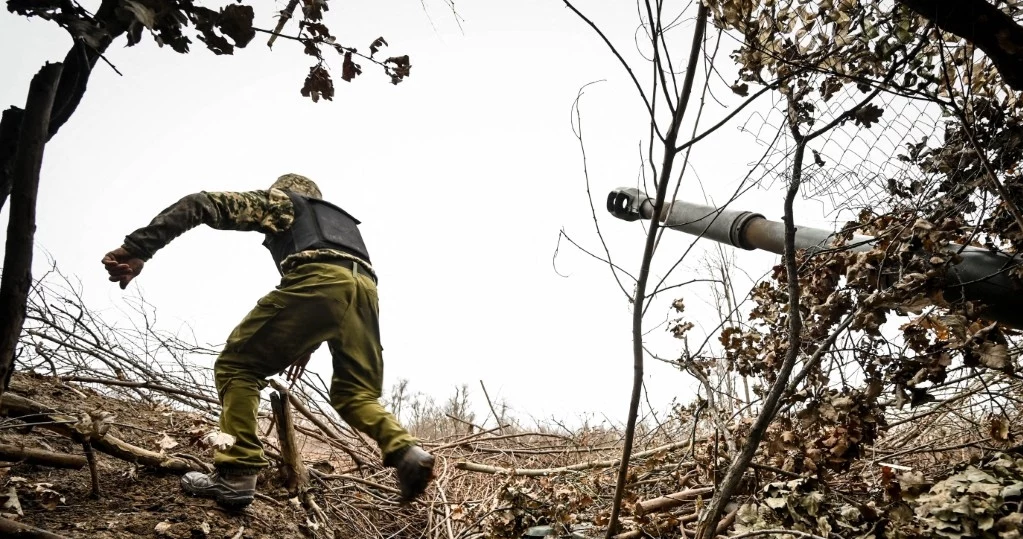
[{"xmin": 9, "ymin": 0, "xmax": 411, "ymax": 102}]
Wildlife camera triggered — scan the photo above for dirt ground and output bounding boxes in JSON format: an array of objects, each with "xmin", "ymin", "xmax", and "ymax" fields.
[{"xmin": 1, "ymin": 373, "xmax": 314, "ymax": 538}]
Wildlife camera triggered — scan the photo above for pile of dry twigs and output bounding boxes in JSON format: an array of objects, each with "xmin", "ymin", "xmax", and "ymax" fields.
[{"xmin": 2, "ymin": 267, "xmax": 1022, "ymax": 539}]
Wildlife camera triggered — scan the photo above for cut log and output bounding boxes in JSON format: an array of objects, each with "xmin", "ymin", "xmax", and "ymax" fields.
[
  {"xmin": 269, "ymin": 388, "xmax": 309, "ymax": 496},
  {"xmin": 634, "ymin": 486, "xmax": 714, "ymax": 515},
  {"xmin": 268, "ymin": 379, "xmax": 366, "ymax": 467},
  {"xmin": 0, "ymin": 442, "xmax": 86, "ymax": 469},
  {"xmin": 0, "ymin": 393, "xmax": 198, "ymax": 472},
  {"xmin": 0, "ymin": 516, "xmax": 69, "ymax": 538},
  {"xmin": 269, "ymin": 388, "xmax": 333, "ymax": 537}
]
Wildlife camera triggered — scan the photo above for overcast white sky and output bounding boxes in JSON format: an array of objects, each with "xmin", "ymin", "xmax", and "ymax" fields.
[{"xmin": 0, "ymin": 1, "xmax": 861, "ymax": 428}]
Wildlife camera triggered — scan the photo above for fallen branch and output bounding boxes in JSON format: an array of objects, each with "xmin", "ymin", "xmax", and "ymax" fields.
[
  {"xmin": 445, "ymin": 413, "xmax": 484, "ymax": 432},
  {"xmin": 634, "ymin": 486, "xmax": 714, "ymax": 515},
  {"xmin": 0, "ymin": 442, "xmax": 85, "ymax": 469},
  {"xmin": 61, "ymin": 376, "xmax": 218, "ymax": 406},
  {"xmin": 0, "ymin": 393, "xmax": 198, "ymax": 472},
  {"xmin": 310, "ymin": 468, "xmax": 402, "ymax": 496},
  {"xmin": 728, "ymin": 530, "xmax": 828, "ymax": 539},
  {"xmin": 718, "ymin": 507, "xmax": 739, "ymax": 534},
  {"xmin": 450, "ymin": 431, "xmax": 575, "ymax": 444},
  {"xmin": 750, "ymin": 462, "xmax": 802, "ymax": 479},
  {"xmin": 0, "ymin": 516, "xmax": 69, "ymax": 538},
  {"xmin": 428, "ymin": 425, "xmax": 505, "ymax": 452},
  {"xmin": 460, "ymin": 444, "xmax": 620, "ymax": 456},
  {"xmin": 456, "ymin": 440, "xmax": 694, "ymax": 476},
  {"xmin": 453, "ymin": 460, "xmax": 596, "ymax": 477}
]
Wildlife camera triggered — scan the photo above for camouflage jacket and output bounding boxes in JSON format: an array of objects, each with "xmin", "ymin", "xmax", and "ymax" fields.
[{"xmin": 122, "ymin": 189, "xmax": 374, "ymax": 274}]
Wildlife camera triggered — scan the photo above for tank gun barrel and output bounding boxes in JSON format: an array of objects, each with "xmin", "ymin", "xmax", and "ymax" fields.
[{"xmin": 606, "ymin": 187, "xmax": 1023, "ymax": 328}]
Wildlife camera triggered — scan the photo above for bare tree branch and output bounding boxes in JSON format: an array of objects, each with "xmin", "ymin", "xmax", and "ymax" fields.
[{"xmin": 606, "ymin": 5, "xmax": 708, "ymax": 537}]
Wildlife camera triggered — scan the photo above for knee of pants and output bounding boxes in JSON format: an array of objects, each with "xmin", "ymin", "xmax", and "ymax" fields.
[
  {"xmin": 331, "ymin": 391, "xmax": 378, "ymax": 418},
  {"xmin": 215, "ymin": 355, "xmax": 268, "ymax": 399},
  {"xmin": 329, "ymin": 372, "xmax": 382, "ymax": 406}
]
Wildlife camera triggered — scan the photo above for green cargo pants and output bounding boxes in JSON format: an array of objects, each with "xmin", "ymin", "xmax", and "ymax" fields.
[{"xmin": 212, "ymin": 261, "xmax": 416, "ymax": 473}]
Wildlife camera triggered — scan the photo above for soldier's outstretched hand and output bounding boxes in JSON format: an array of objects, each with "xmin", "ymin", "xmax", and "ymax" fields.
[{"xmin": 102, "ymin": 247, "xmax": 145, "ymax": 290}]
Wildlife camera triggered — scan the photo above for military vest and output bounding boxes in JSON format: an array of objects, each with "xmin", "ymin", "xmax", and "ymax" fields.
[{"xmin": 262, "ymin": 191, "xmax": 371, "ymax": 272}]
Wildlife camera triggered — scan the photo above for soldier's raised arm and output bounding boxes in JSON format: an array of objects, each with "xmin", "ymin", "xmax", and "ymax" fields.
[{"xmin": 101, "ymin": 189, "xmax": 295, "ymax": 289}]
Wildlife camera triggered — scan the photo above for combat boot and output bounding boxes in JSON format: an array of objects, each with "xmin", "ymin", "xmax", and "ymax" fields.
[
  {"xmin": 390, "ymin": 445, "xmax": 435, "ymax": 501},
  {"xmin": 180, "ymin": 470, "xmax": 256, "ymax": 508}
]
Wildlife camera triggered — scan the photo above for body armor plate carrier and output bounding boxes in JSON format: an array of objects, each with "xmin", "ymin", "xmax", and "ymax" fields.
[{"xmin": 262, "ymin": 191, "xmax": 371, "ymax": 273}]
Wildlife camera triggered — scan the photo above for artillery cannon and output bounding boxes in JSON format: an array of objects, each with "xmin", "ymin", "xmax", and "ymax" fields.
[{"xmin": 606, "ymin": 187, "xmax": 1023, "ymax": 329}]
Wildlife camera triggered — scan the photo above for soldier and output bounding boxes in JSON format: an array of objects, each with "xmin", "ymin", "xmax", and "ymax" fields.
[{"xmin": 101, "ymin": 173, "xmax": 435, "ymax": 508}]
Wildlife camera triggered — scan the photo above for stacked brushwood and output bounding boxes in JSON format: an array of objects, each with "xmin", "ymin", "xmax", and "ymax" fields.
[{"xmin": 3, "ymin": 268, "xmax": 1023, "ymax": 538}]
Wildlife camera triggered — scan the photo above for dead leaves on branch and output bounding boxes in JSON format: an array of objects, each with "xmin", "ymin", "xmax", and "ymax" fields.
[
  {"xmin": 300, "ymin": 33, "xmax": 411, "ymax": 99},
  {"xmin": 189, "ymin": 4, "xmax": 255, "ymax": 55},
  {"xmin": 369, "ymin": 37, "xmax": 388, "ymax": 56},
  {"xmin": 734, "ymin": 454, "xmax": 1023, "ymax": 539},
  {"xmin": 735, "ymin": 477, "xmax": 874, "ymax": 538},
  {"xmin": 704, "ymin": 0, "xmax": 938, "ymax": 91},
  {"xmin": 898, "ymin": 96, "xmax": 1023, "ymax": 254},
  {"xmin": 298, "ymin": 39, "xmax": 408, "ymax": 101},
  {"xmin": 703, "ymin": 0, "xmax": 1023, "ymax": 284},
  {"xmin": 669, "ymin": 297, "xmax": 695, "ymax": 339},
  {"xmin": 383, "ymin": 55, "xmax": 412, "ymax": 85},
  {"xmin": 7, "ymin": 0, "xmax": 411, "ymax": 101},
  {"xmin": 302, "ymin": 64, "xmax": 334, "ymax": 102},
  {"xmin": 911, "ymin": 454, "xmax": 1023, "ymax": 539},
  {"xmin": 8, "ymin": 0, "xmax": 113, "ymax": 48},
  {"xmin": 716, "ymin": 203, "xmax": 1021, "ymax": 476},
  {"xmin": 763, "ymin": 384, "xmax": 885, "ymax": 476},
  {"xmin": 72, "ymin": 410, "xmax": 115, "ymax": 439},
  {"xmin": 852, "ymin": 102, "xmax": 885, "ymax": 129},
  {"xmin": 702, "ymin": 0, "xmax": 1020, "ymax": 140},
  {"xmin": 341, "ymin": 52, "xmax": 362, "ymax": 82}
]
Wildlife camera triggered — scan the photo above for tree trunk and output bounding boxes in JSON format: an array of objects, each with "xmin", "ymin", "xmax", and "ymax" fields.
[
  {"xmin": 268, "ymin": 379, "xmax": 367, "ymax": 467},
  {"xmin": 0, "ymin": 107, "xmax": 24, "ymax": 210},
  {"xmin": 897, "ymin": 0, "xmax": 1023, "ymax": 91},
  {"xmin": 0, "ymin": 0, "xmax": 129, "ymax": 213},
  {"xmin": 0, "ymin": 63, "xmax": 63, "ymax": 395},
  {"xmin": 603, "ymin": 5, "xmax": 708, "ymax": 536}
]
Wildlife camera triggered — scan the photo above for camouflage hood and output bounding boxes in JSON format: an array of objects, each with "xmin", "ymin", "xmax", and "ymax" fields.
[{"xmin": 271, "ymin": 174, "xmax": 322, "ymax": 199}]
